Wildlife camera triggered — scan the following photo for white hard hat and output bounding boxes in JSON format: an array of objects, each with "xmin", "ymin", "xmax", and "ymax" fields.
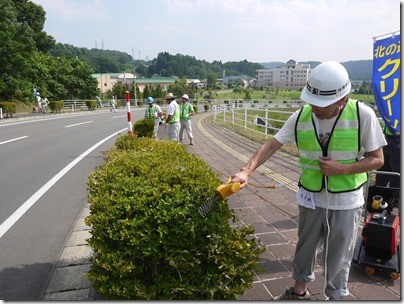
[
  {"xmin": 181, "ymin": 94, "xmax": 189, "ymax": 100},
  {"xmin": 301, "ymin": 61, "xmax": 351, "ymax": 107}
]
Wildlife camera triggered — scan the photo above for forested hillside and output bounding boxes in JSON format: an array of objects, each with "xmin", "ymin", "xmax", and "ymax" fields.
[
  {"xmin": 52, "ymin": 42, "xmax": 372, "ymax": 81},
  {"xmin": 50, "ymin": 44, "xmax": 265, "ymax": 80}
]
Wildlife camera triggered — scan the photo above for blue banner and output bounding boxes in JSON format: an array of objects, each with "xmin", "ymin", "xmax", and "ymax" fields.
[{"xmin": 372, "ymin": 34, "xmax": 400, "ymax": 139}]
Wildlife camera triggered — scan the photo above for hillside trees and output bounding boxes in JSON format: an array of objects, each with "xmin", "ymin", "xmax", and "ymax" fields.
[
  {"xmin": 50, "ymin": 43, "xmax": 135, "ymax": 73},
  {"xmin": 0, "ymin": 0, "xmax": 38, "ymax": 101},
  {"xmin": 0, "ymin": 0, "xmax": 98, "ymax": 102}
]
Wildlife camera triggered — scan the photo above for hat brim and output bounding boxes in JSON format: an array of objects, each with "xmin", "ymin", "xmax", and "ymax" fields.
[
  {"xmin": 301, "ymin": 87, "xmax": 340, "ymax": 107},
  {"xmin": 164, "ymin": 95, "xmax": 176, "ymax": 100}
]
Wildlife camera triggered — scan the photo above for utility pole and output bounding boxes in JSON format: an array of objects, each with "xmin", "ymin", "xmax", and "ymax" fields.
[{"xmin": 134, "ymin": 65, "xmax": 138, "ymax": 107}]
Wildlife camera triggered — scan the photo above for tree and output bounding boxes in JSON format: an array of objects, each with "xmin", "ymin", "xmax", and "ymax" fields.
[
  {"xmin": 244, "ymin": 87, "xmax": 253, "ymax": 100},
  {"xmin": 207, "ymin": 73, "xmax": 217, "ymax": 90},
  {"xmin": 0, "ymin": 0, "xmax": 37, "ymax": 101},
  {"xmin": 142, "ymin": 84, "xmax": 151, "ymax": 101},
  {"xmin": 152, "ymin": 84, "xmax": 164, "ymax": 100},
  {"xmin": 12, "ymin": 0, "xmax": 55, "ymax": 53},
  {"xmin": 0, "ymin": 0, "xmax": 98, "ymax": 101}
]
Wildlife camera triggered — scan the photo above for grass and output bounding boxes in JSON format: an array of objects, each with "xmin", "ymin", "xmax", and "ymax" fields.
[{"xmin": 207, "ymin": 89, "xmax": 375, "ymax": 103}]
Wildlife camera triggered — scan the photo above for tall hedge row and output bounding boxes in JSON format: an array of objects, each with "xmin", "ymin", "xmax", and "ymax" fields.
[{"xmin": 85, "ymin": 135, "xmax": 264, "ymax": 300}]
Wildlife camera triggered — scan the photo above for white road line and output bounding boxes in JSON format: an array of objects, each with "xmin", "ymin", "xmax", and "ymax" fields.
[
  {"xmin": 0, "ymin": 128, "xmax": 127, "ymax": 240},
  {"xmin": 65, "ymin": 121, "xmax": 93, "ymax": 128},
  {"xmin": 0, "ymin": 136, "xmax": 29, "ymax": 145},
  {"xmin": 112, "ymin": 115, "xmax": 127, "ymax": 119}
]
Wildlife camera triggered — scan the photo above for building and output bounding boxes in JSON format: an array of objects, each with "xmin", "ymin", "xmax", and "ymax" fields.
[
  {"xmin": 223, "ymin": 75, "xmax": 255, "ymax": 88},
  {"xmin": 256, "ymin": 59, "xmax": 312, "ymax": 90},
  {"xmin": 93, "ymin": 73, "xmax": 178, "ymax": 94}
]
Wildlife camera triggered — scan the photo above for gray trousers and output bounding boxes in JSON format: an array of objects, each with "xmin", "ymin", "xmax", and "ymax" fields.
[
  {"xmin": 179, "ymin": 120, "xmax": 193, "ymax": 141},
  {"xmin": 169, "ymin": 122, "xmax": 180, "ymax": 141},
  {"xmin": 293, "ymin": 205, "xmax": 362, "ymax": 300}
]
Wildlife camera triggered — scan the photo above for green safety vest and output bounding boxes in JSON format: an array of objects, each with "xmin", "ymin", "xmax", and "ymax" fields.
[
  {"xmin": 180, "ymin": 102, "xmax": 194, "ymax": 121},
  {"xmin": 170, "ymin": 102, "xmax": 180, "ymax": 123},
  {"xmin": 295, "ymin": 99, "xmax": 367, "ymax": 193},
  {"xmin": 145, "ymin": 104, "xmax": 156, "ymax": 119}
]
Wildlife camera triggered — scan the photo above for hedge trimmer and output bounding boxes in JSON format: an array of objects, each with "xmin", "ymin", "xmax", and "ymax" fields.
[
  {"xmin": 198, "ymin": 179, "xmax": 241, "ymax": 217},
  {"xmin": 198, "ymin": 178, "xmax": 285, "ymax": 218}
]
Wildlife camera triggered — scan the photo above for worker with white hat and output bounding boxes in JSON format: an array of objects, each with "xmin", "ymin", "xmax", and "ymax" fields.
[
  {"xmin": 164, "ymin": 92, "xmax": 180, "ymax": 141},
  {"xmin": 231, "ymin": 61, "xmax": 386, "ymax": 300},
  {"xmin": 179, "ymin": 94, "xmax": 195, "ymax": 145}
]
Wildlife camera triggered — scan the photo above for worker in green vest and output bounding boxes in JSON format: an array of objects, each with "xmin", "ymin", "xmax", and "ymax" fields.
[
  {"xmin": 231, "ymin": 61, "xmax": 386, "ymax": 301},
  {"xmin": 164, "ymin": 93, "xmax": 180, "ymax": 141},
  {"xmin": 144, "ymin": 97, "xmax": 163, "ymax": 139},
  {"xmin": 179, "ymin": 94, "xmax": 195, "ymax": 145}
]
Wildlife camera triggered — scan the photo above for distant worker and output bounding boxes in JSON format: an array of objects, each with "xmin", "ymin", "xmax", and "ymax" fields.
[
  {"xmin": 35, "ymin": 92, "xmax": 41, "ymax": 113},
  {"xmin": 164, "ymin": 93, "xmax": 180, "ymax": 141},
  {"xmin": 145, "ymin": 97, "xmax": 163, "ymax": 139},
  {"xmin": 96, "ymin": 96, "xmax": 102, "ymax": 108},
  {"xmin": 376, "ymin": 125, "xmax": 400, "ymax": 188},
  {"xmin": 179, "ymin": 94, "xmax": 195, "ymax": 145},
  {"xmin": 110, "ymin": 96, "xmax": 116, "ymax": 113},
  {"xmin": 41, "ymin": 96, "xmax": 49, "ymax": 113}
]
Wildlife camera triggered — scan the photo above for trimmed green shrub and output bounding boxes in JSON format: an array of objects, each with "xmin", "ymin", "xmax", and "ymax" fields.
[
  {"xmin": 0, "ymin": 101, "xmax": 16, "ymax": 117},
  {"xmin": 85, "ymin": 136, "xmax": 264, "ymax": 300},
  {"xmin": 49, "ymin": 101, "xmax": 63, "ymax": 113},
  {"xmin": 193, "ymin": 105, "xmax": 198, "ymax": 113},
  {"xmin": 133, "ymin": 118, "xmax": 155, "ymax": 138},
  {"xmin": 86, "ymin": 100, "xmax": 97, "ymax": 110},
  {"xmin": 203, "ymin": 104, "xmax": 210, "ymax": 112}
]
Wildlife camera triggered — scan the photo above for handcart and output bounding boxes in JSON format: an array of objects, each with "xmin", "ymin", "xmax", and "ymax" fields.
[{"xmin": 352, "ymin": 171, "xmax": 401, "ymax": 279}]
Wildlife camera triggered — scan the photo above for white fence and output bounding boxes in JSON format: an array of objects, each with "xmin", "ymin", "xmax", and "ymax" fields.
[{"xmin": 212, "ymin": 103, "xmax": 298, "ymax": 140}]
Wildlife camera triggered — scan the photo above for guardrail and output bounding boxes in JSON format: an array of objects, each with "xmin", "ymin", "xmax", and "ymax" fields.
[
  {"xmin": 212, "ymin": 101, "xmax": 383, "ymax": 141},
  {"xmin": 63, "ymin": 100, "xmax": 87, "ymax": 110},
  {"xmin": 63, "ymin": 99, "xmax": 146, "ymax": 111},
  {"xmin": 212, "ymin": 103, "xmax": 297, "ymax": 140}
]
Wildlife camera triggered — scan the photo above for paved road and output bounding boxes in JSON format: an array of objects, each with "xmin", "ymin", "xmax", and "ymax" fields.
[{"xmin": 0, "ymin": 109, "xmax": 144, "ymax": 300}]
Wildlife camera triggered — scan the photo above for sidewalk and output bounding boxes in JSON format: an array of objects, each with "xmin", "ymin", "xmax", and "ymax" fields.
[{"xmin": 41, "ymin": 111, "xmax": 401, "ymax": 301}]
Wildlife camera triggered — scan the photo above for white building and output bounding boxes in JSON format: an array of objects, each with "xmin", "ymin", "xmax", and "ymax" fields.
[{"xmin": 256, "ymin": 59, "xmax": 312, "ymax": 90}]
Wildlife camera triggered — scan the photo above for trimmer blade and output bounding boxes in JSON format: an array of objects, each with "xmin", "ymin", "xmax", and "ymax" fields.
[{"xmin": 198, "ymin": 195, "xmax": 219, "ymax": 218}]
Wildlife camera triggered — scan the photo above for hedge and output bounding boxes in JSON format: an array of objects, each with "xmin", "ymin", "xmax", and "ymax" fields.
[
  {"xmin": 86, "ymin": 100, "xmax": 97, "ymax": 110},
  {"xmin": 49, "ymin": 101, "xmax": 63, "ymax": 113},
  {"xmin": 133, "ymin": 118, "xmax": 155, "ymax": 138},
  {"xmin": 85, "ymin": 136, "xmax": 264, "ymax": 300},
  {"xmin": 0, "ymin": 102, "xmax": 16, "ymax": 117}
]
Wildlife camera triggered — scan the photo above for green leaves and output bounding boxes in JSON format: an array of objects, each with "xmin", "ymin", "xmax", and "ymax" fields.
[{"xmin": 85, "ymin": 136, "xmax": 264, "ymax": 300}]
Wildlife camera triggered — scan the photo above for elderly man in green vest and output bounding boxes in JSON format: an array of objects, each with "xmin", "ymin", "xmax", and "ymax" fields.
[
  {"xmin": 145, "ymin": 97, "xmax": 163, "ymax": 139},
  {"xmin": 164, "ymin": 93, "xmax": 180, "ymax": 141},
  {"xmin": 179, "ymin": 94, "xmax": 195, "ymax": 145},
  {"xmin": 231, "ymin": 61, "xmax": 386, "ymax": 301}
]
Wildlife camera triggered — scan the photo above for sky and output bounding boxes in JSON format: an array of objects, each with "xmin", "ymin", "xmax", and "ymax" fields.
[{"xmin": 31, "ymin": 0, "xmax": 401, "ymax": 64}]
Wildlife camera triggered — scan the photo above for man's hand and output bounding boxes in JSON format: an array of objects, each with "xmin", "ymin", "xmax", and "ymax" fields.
[
  {"xmin": 319, "ymin": 157, "xmax": 344, "ymax": 176},
  {"xmin": 231, "ymin": 168, "xmax": 250, "ymax": 188}
]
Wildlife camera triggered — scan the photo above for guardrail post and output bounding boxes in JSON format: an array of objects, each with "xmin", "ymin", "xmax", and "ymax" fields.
[
  {"xmin": 0, "ymin": 108, "xmax": 2, "ymax": 120},
  {"xmin": 244, "ymin": 108, "xmax": 247, "ymax": 130},
  {"xmin": 265, "ymin": 109, "xmax": 268, "ymax": 139},
  {"xmin": 125, "ymin": 91, "xmax": 133, "ymax": 136}
]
